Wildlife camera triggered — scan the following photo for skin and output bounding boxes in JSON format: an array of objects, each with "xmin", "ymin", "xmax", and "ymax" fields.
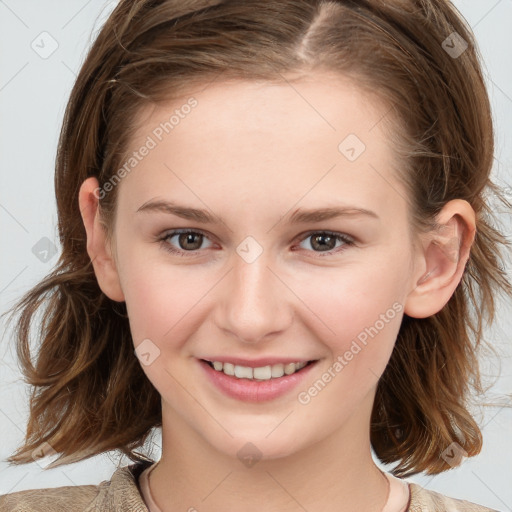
[{"xmin": 79, "ymin": 72, "xmax": 476, "ymax": 512}]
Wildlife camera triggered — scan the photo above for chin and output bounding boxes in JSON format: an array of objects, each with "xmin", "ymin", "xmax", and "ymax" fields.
[{"xmin": 207, "ymin": 427, "xmax": 309, "ymax": 466}]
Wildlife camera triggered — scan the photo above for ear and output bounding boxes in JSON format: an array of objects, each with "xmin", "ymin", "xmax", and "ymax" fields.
[
  {"xmin": 78, "ymin": 177, "xmax": 125, "ymax": 302},
  {"xmin": 404, "ymin": 199, "xmax": 476, "ymax": 318}
]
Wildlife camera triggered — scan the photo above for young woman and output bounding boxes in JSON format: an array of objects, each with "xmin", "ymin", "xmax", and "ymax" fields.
[{"xmin": 1, "ymin": 1, "xmax": 510, "ymax": 510}]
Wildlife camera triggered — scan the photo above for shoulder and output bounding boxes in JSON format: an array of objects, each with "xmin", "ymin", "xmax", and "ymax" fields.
[
  {"xmin": 0, "ymin": 484, "xmax": 99, "ymax": 512},
  {"xmin": 0, "ymin": 460, "xmax": 153, "ymax": 512},
  {"xmin": 409, "ymin": 482, "xmax": 500, "ymax": 511}
]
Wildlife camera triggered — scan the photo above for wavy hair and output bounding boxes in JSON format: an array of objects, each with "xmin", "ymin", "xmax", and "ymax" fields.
[{"xmin": 3, "ymin": 0, "xmax": 511, "ymax": 477}]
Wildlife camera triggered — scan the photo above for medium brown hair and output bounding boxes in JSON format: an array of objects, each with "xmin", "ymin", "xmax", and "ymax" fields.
[{"xmin": 3, "ymin": 0, "xmax": 511, "ymax": 477}]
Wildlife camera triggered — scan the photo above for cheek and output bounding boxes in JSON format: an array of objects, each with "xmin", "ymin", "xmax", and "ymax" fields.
[
  {"xmin": 295, "ymin": 268, "xmax": 405, "ymax": 414},
  {"xmin": 116, "ymin": 248, "xmax": 182, "ymax": 341},
  {"xmin": 118, "ymin": 248, "xmax": 217, "ymax": 353},
  {"xmin": 291, "ymin": 259, "xmax": 407, "ymax": 349}
]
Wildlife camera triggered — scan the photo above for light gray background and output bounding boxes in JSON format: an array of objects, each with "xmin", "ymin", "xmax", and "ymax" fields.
[{"xmin": 1, "ymin": 0, "xmax": 511, "ymax": 509}]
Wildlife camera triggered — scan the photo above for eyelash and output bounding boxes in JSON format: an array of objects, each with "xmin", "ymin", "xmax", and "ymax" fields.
[{"xmin": 157, "ymin": 229, "xmax": 355, "ymax": 258}]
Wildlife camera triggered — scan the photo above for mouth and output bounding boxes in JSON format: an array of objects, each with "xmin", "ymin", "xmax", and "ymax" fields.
[
  {"xmin": 200, "ymin": 358, "xmax": 317, "ymax": 381},
  {"xmin": 199, "ymin": 357, "xmax": 320, "ymax": 402}
]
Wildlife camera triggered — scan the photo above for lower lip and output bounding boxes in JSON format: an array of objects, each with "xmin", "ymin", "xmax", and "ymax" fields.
[{"xmin": 198, "ymin": 359, "xmax": 318, "ymax": 402}]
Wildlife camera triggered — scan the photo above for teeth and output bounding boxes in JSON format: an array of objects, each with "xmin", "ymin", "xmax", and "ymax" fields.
[
  {"xmin": 223, "ymin": 362, "xmax": 235, "ymax": 376},
  {"xmin": 209, "ymin": 360, "xmax": 309, "ymax": 380}
]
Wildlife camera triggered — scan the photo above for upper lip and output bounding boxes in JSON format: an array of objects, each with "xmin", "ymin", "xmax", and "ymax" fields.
[{"xmin": 200, "ymin": 357, "xmax": 317, "ymax": 367}]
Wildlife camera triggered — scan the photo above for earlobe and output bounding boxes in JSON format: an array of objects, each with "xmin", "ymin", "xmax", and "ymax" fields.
[
  {"xmin": 78, "ymin": 177, "xmax": 125, "ymax": 302},
  {"xmin": 404, "ymin": 199, "xmax": 476, "ymax": 318}
]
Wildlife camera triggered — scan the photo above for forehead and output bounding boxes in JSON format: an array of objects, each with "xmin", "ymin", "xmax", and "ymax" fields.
[
  {"xmin": 132, "ymin": 72, "xmax": 389, "ymax": 149},
  {"xmin": 117, "ymin": 73, "xmax": 409, "ymax": 225}
]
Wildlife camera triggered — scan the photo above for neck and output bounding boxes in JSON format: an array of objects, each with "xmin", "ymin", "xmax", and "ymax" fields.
[{"xmin": 150, "ymin": 395, "xmax": 388, "ymax": 512}]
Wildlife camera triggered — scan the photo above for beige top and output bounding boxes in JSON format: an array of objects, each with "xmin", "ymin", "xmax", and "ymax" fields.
[
  {"xmin": 138, "ymin": 462, "xmax": 410, "ymax": 512},
  {"xmin": 0, "ymin": 460, "xmax": 500, "ymax": 511}
]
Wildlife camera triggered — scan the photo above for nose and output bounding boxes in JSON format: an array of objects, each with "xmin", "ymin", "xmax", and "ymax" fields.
[{"xmin": 214, "ymin": 248, "xmax": 293, "ymax": 344}]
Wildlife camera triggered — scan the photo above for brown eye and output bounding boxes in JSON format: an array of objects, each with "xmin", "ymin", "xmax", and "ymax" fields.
[
  {"xmin": 297, "ymin": 231, "xmax": 355, "ymax": 256},
  {"xmin": 160, "ymin": 229, "xmax": 213, "ymax": 256},
  {"xmin": 177, "ymin": 232, "xmax": 203, "ymax": 251},
  {"xmin": 309, "ymin": 233, "xmax": 337, "ymax": 252}
]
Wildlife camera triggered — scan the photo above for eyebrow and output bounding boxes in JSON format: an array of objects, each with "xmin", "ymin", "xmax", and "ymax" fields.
[{"xmin": 136, "ymin": 199, "xmax": 379, "ymax": 224}]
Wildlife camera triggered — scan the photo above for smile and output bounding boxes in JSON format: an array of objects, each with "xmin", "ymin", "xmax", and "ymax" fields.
[{"xmin": 204, "ymin": 360, "xmax": 313, "ymax": 380}]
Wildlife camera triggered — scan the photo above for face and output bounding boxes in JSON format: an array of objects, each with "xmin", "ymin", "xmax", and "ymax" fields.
[{"xmin": 106, "ymin": 72, "xmax": 422, "ymax": 462}]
